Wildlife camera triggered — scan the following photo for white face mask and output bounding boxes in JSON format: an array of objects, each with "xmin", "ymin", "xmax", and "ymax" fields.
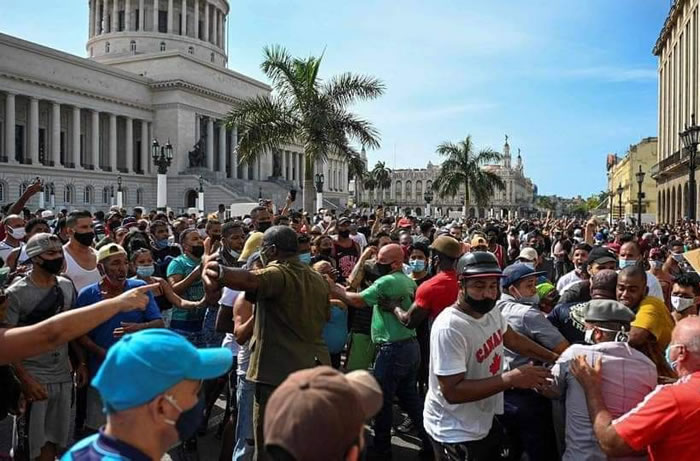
[
  {"xmin": 8, "ymin": 226, "xmax": 26, "ymax": 240},
  {"xmin": 671, "ymin": 295, "xmax": 696, "ymax": 312},
  {"xmin": 584, "ymin": 326, "xmax": 629, "ymax": 344}
]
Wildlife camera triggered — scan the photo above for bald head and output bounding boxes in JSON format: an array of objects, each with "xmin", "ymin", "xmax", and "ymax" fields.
[
  {"xmin": 673, "ymin": 317, "xmax": 700, "ymax": 353},
  {"xmin": 377, "ymin": 243, "xmax": 404, "ymax": 271}
]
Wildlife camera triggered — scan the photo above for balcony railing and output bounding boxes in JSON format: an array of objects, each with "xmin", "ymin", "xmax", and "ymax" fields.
[{"xmin": 652, "ymin": 149, "xmax": 687, "ymax": 178}]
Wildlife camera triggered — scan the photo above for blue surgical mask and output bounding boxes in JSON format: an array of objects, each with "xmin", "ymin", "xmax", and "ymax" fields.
[
  {"xmin": 136, "ymin": 265, "xmax": 155, "ymax": 278},
  {"xmin": 410, "ymin": 260, "xmax": 426, "ymax": 273},
  {"xmin": 155, "ymin": 238, "xmax": 170, "ymax": 249},
  {"xmin": 299, "ymin": 252, "xmax": 312, "ymax": 265},
  {"xmin": 618, "ymin": 258, "xmax": 638, "ymax": 269}
]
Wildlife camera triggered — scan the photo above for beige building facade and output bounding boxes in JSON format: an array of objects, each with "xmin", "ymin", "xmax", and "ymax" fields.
[
  {"xmin": 652, "ymin": 0, "xmax": 700, "ymax": 223},
  {"xmin": 0, "ymin": 0, "xmax": 341, "ymax": 213},
  {"xmin": 606, "ymin": 137, "xmax": 658, "ymax": 223}
]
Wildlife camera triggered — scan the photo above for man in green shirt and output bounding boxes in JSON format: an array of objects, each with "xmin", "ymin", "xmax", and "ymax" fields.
[{"xmin": 332, "ymin": 243, "xmax": 431, "ymax": 459}]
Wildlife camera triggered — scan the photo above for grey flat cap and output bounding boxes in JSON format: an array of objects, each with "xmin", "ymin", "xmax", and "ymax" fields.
[
  {"xmin": 25, "ymin": 233, "xmax": 64, "ymax": 259},
  {"xmin": 584, "ymin": 299, "xmax": 635, "ymax": 323}
]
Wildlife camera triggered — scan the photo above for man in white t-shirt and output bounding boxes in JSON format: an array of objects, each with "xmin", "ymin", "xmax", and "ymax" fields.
[{"xmin": 425, "ymin": 252, "xmax": 558, "ymax": 461}]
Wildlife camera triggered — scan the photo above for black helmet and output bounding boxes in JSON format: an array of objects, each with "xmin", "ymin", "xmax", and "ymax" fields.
[{"xmin": 457, "ymin": 251, "xmax": 503, "ymax": 279}]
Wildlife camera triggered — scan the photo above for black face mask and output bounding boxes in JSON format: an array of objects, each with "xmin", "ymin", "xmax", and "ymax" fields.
[
  {"xmin": 38, "ymin": 257, "xmax": 64, "ymax": 275},
  {"xmin": 190, "ymin": 245, "xmax": 205, "ymax": 258},
  {"xmin": 376, "ymin": 262, "xmax": 393, "ymax": 276},
  {"xmin": 338, "ymin": 230, "xmax": 350, "ymax": 239},
  {"xmin": 257, "ymin": 221, "xmax": 272, "ymax": 233},
  {"xmin": 465, "ymin": 294, "xmax": 497, "ymax": 315},
  {"xmin": 74, "ymin": 231, "xmax": 95, "ymax": 247}
]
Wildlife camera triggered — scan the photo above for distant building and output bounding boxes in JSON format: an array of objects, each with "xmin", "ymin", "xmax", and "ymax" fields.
[
  {"xmin": 607, "ymin": 137, "xmax": 658, "ymax": 223},
  {"xmin": 358, "ymin": 136, "xmax": 536, "ymax": 218}
]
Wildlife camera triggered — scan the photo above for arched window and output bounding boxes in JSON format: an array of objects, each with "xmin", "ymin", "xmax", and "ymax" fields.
[
  {"xmin": 84, "ymin": 186, "xmax": 94, "ymax": 204},
  {"xmin": 416, "ymin": 180, "xmax": 423, "ymax": 199},
  {"xmin": 188, "ymin": 46, "xmax": 194, "ymax": 54},
  {"xmin": 210, "ymin": 52, "xmax": 215, "ymax": 62},
  {"xmin": 130, "ymin": 40, "xmax": 136, "ymax": 53},
  {"xmin": 405, "ymin": 181, "xmax": 412, "ymax": 200},
  {"xmin": 160, "ymin": 42, "xmax": 166, "ymax": 51},
  {"xmin": 105, "ymin": 42, "xmax": 110, "ymax": 53},
  {"xmin": 19, "ymin": 182, "xmax": 28, "ymax": 196},
  {"xmin": 103, "ymin": 186, "xmax": 111, "ymax": 204},
  {"xmin": 90, "ymin": 46, "xmax": 94, "ymax": 57},
  {"xmin": 0, "ymin": 181, "xmax": 6, "ymax": 203},
  {"xmin": 395, "ymin": 180, "xmax": 402, "ymax": 200},
  {"xmin": 136, "ymin": 188, "xmax": 144, "ymax": 205},
  {"xmin": 64, "ymin": 185, "xmax": 74, "ymax": 204}
]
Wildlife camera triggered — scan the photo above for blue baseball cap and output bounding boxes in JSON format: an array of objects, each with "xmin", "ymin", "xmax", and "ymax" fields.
[
  {"xmin": 92, "ymin": 329, "xmax": 233, "ymax": 412},
  {"xmin": 501, "ymin": 263, "xmax": 547, "ymax": 289}
]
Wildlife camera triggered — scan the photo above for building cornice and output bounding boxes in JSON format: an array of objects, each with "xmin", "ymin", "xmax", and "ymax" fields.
[
  {"xmin": 0, "ymin": 70, "xmax": 154, "ymax": 113},
  {"xmin": 150, "ymin": 79, "xmax": 245, "ymax": 105},
  {"xmin": 653, "ymin": 0, "xmax": 687, "ymax": 56}
]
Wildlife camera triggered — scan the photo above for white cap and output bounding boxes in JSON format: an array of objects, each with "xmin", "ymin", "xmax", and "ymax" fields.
[{"xmin": 41, "ymin": 210, "xmax": 55, "ymax": 219}]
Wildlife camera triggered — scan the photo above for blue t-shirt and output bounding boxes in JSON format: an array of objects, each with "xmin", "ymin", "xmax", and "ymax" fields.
[
  {"xmin": 322, "ymin": 305, "xmax": 348, "ymax": 354},
  {"xmin": 61, "ymin": 428, "xmax": 150, "ymax": 460},
  {"xmin": 76, "ymin": 279, "xmax": 161, "ymax": 376}
]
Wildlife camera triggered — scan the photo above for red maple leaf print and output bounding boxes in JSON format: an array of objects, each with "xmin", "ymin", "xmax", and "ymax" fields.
[{"xmin": 489, "ymin": 354, "xmax": 501, "ymax": 375}]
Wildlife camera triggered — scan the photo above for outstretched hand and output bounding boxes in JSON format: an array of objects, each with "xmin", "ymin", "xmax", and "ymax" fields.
[{"xmin": 115, "ymin": 283, "xmax": 159, "ymax": 312}]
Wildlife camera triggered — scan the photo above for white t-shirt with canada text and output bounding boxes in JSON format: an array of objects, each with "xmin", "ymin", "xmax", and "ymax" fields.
[{"xmin": 423, "ymin": 305, "xmax": 506, "ymax": 443}]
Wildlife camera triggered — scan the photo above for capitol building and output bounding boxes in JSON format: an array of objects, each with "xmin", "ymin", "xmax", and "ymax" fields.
[
  {"xmin": 0, "ymin": 0, "xmax": 351, "ymax": 213},
  {"xmin": 358, "ymin": 137, "xmax": 537, "ymax": 218}
]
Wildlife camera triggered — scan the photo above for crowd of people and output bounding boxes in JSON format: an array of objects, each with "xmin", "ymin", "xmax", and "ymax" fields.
[{"xmin": 1, "ymin": 185, "xmax": 700, "ymax": 461}]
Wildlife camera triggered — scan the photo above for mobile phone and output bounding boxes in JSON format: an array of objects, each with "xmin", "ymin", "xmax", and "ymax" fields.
[{"xmin": 290, "ymin": 189, "xmax": 297, "ymax": 202}]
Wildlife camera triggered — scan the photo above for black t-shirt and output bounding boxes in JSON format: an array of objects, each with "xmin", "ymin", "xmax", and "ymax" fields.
[
  {"xmin": 357, "ymin": 226, "xmax": 371, "ymax": 239},
  {"xmin": 546, "ymin": 301, "xmax": 587, "ymax": 344},
  {"xmin": 151, "ymin": 244, "xmax": 182, "ymax": 277}
]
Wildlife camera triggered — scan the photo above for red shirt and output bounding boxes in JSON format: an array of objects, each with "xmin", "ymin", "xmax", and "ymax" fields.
[
  {"xmin": 415, "ymin": 270, "xmax": 459, "ymax": 320},
  {"xmin": 613, "ymin": 371, "xmax": 700, "ymax": 461}
]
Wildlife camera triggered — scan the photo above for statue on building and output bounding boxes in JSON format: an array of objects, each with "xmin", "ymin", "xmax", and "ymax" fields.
[{"xmin": 188, "ymin": 138, "xmax": 206, "ymax": 168}]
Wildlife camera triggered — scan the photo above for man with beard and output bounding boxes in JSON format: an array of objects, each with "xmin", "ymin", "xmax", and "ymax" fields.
[
  {"xmin": 618, "ymin": 241, "xmax": 664, "ymax": 301},
  {"xmin": 63, "ymin": 211, "xmax": 102, "ymax": 294},
  {"xmin": 332, "ymin": 217, "xmax": 361, "ymax": 281},
  {"xmin": 424, "ymin": 252, "xmax": 557, "ymax": 461},
  {"xmin": 5, "ymin": 234, "xmax": 78, "ymax": 461},
  {"xmin": 149, "ymin": 220, "xmax": 181, "ymax": 277},
  {"xmin": 239, "ymin": 206, "xmax": 273, "ymax": 263},
  {"xmin": 73, "ymin": 243, "xmax": 163, "ymax": 431},
  {"xmin": 556, "ymin": 243, "xmax": 591, "ymax": 292}
]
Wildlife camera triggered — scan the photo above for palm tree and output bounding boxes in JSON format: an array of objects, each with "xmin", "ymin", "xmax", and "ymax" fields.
[
  {"xmin": 346, "ymin": 152, "xmax": 368, "ymax": 207},
  {"xmin": 363, "ymin": 176, "xmax": 377, "ymax": 208},
  {"xmin": 371, "ymin": 161, "xmax": 392, "ymax": 205},
  {"xmin": 432, "ymin": 136, "xmax": 504, "ymax": 218},
  {"xmin": 225, "ymin": 45, "xmax": 385, "ymax": 211}
]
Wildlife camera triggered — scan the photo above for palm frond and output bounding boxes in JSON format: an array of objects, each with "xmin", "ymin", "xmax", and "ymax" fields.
[{"xmin": 323, "ymin": 73, "xmax": 386, "ymax": 107}]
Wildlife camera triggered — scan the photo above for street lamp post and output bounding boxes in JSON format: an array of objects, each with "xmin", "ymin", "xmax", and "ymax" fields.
[
  {"xmin": 424, "ymin": 190, "xmax": 434, "ymax": 217},
  {"xmin": 198, "ymin": 175, "xmax": 205, "ymax": 216},
  {"xmin": 617, "ymin": 184, "xmax": 624, "ymax": 222},
  {"xmin": 609, "ymin": 188, "xmax": 614, "ymax": 224},
  {"xmin": 315, "ymin": 173, "xmax": 325, "ymax": 212},
  {"xmin": 680, "ymin": 113, "xmax": 700, "ymax": 221},
  {"xmin": 116, "ymin": 174, "xmax": 124, "ymax": 209},
  {"xmin": 635, "ymin": 165, "xmax": 646, "ymax": 227},
  {"xmin": 151, "ymin": 139, "xmax": 173, "ymax": 212}
]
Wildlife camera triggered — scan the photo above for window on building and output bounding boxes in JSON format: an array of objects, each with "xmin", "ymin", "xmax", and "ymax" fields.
[
  {"xmin": 118, "ymin": 11, "xmax": 125, "ymax": 31},
  {"xmin": 210, "ymin": 52, "xmax": 215, "ymax": 62},
  {"xmin": 136, "ymin": 188, "xmax": 144, "ymax": 205},
  {"xmin": 90, "ymin": 46, "xmax": 94, "ymax": 57},
  {"xmin": 105, "ymin": 42, "xmax": 110, "ymax": 53},
  {"xmin": 188, "ymin": 46, "xmax": 194, "ymax": 54},
  {"xmin": 64, "ymin": 185, "xmax": 74, "ymax": 204},
  {"xmin": 130, "ymin": 40, "xmax": 136, "ymax": 53},
  {"xmin": 158, "ymin": 10, "xmax": 167, "ymax": 32},
  {"xmin": 103, "ymin": 186, "xmax": 111, "ymax": 204},
  {"xmin": 135, "ymin": 9, "xmax": 140, "ymax": 30},
  {"xmin": 19, "ymin": 182, "xmax": 27, "ymax": 196},
  {"xmin": 15, "ymin": 125, "xmax": 24, "ymax": 163},
  {"xmin": 160, "ymin": 41, "xmax": 166, "ymax": 51},
  {"xmin": 1, "ymin": 181, "xmax": 8, "ymax": 203},
  {"xmin": 121, "ymin": 187, "xmax": 128, "ymax": 205},
  {"xmin": 84, "ymin": 186, "xmax": 94, "ymax": 204}
]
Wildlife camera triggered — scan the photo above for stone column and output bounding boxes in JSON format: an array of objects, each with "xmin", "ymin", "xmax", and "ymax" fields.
[
  {"xmin": 218, "ymin": 121, "xmax": 226, "ymax": 172},
  {"xmin": 140, "ymin": 120, "xmax": 148, "ymax": 173},
  {"xmin": 109, "ymin": 114, "xmax": 117, "ymax": 172},
  {"xmin": 90, "ymin": 0, "xmax": 96, "ymax": 36},
  {"xmin": 94, "ymin": 0, "xmax": 102, "ymax": 35},
  {"xmin": 125, "ymin": 117, "xmax": 133, "ymax": 173},
  {"xmin": 72, "ymin": 106, "xmax": 82, "ymax": 169},
  {"xmin": 222, "ymin": 15, "xmax": 226, "ymax": 50},
  {"xmin": 281, "ymin": 150, "xmax": 287, "ymax": 179},
  {"xmin": 194, "ymin": 0, "xmax": 199, "ymax": 39},
  {"xmin": 28, "ymin": 97, "xmax": 39, "ymax": 165},
  {"xmin": 103, "ymin": 0, "xmax": 109, "ymax": 33},
  {"xmin": 153, "ymin": 0, "xmax": 158, "ymax": 31},
  {"xmin": 204, "ymin": 0, "xmax": 209, "ymax": 43},
  {"xmin": 216, "ymin": 9, "xmax": 221, "ymax": 46},
  {"xmin": 300, "ymin": 154, "xmax": 305, "ymax": 188},
  {"xmin": 167, "ymin": 0, "xmax": 173, "ymax": 33},
  {"xmin": 194, "ymin": 114, "xmax": 200, "ymax": 141},
  {"xmin": 91, "ymin": 110, "xmax": 100, "ymax": 169},
  {"xmin": 206, "ymin": 117, "xmax": 214, "ymax": 171},
  {"xmin": 139, "ymin": 0, "xmax": 145, "ymax": 30},
  {"xmin": 51, "ymin": 102, "xmax": 61, "ymax": 167},
  {"xmin": 230, "ymin": 124, "xmax": 237, "ymax": 178},
  {"xmin": 5, "ymin": 93, "xmax": 17, "ymax": 163},
  {"xmin": 112, "ymin": 0, "xmax": 118, "ymax": 32},
  {"xmin": 181, "ymin": 0, "xmax": 187, "ymax": 35},
  {"xmin": 125, "ymin": 0, "xmax": 131, "ymax": 30}
]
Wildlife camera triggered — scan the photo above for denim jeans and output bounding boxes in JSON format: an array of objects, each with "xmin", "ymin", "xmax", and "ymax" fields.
[
  {"xmin": 372, "ymin": 338, "xmax": 430, "ymax": 453},
  {"xmin": 233, "ymin": 375, "xmax": 255, "ymax": 461},
  {"xmin": 501, "ymin": 389, "xmax": 558, "ymax": 461}
]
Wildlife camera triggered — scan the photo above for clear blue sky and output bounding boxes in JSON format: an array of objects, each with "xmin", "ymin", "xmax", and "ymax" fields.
[{"xmin": 0, "ymin": 0, "xmax": 669, "ymax": 198}]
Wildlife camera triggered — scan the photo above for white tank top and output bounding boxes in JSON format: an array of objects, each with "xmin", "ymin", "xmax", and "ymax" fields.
[{"xmin": 63, "ymin": 246, "xmax": 102, "ymax": 294}]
